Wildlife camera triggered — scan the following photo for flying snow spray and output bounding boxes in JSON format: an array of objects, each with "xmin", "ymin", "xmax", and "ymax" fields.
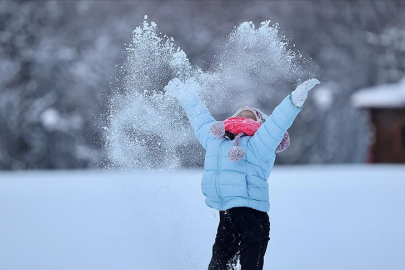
[{"xmin": 105, "ymin": 16, "xmax": 315, "ymax": 170}]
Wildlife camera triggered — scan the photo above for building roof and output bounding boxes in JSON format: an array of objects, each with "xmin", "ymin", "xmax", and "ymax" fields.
[{"xmin": 351, "ymin": 77, "xmax": 405, "ymax": 108}]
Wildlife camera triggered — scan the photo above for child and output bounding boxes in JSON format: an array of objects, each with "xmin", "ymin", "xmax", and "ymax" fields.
[{"xmin": 164, "ymin": 78, "xmax": 320, "ymax": 270}]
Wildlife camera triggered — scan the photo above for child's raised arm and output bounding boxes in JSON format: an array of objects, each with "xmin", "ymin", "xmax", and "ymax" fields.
[
  {"xmin": 164, "ymin": 78, "xmax": 217, "ymax": 150},
  {"xmin": 248, "ymin": 79, "xmax": 320, "ymax": 161}
]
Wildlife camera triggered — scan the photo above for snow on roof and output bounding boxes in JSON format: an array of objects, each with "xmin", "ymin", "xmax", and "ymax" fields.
[{"xmin": 351, "ymin": 77, "xmax": 405, "ymax": 108}]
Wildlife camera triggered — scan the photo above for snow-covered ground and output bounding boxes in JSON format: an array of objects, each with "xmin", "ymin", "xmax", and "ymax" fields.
[{"xmin": 0, "ymin": 165, "xmax": 404, "ymax": 270}]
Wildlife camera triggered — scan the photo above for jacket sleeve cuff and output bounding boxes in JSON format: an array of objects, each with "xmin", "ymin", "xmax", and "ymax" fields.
[{"xmin": 289, "ymin": 94, "xmax": 304, "ymax": 108}]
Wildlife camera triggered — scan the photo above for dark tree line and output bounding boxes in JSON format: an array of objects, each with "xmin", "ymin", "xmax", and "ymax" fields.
[{"xmin": 0, "ymin": 1, "xmax": 404, "ymax": 169}]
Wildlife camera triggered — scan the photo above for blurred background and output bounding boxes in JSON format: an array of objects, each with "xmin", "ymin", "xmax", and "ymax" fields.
[{"xmin": 1, "ymin": 0, "xmax": 405, "ymax": 170}]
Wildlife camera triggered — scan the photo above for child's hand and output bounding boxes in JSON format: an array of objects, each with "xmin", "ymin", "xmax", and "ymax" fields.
[
  {"xmin": 291, "ymin": 79, "xmax": 320, "ymax": 107},
  {"xmin": 164, "ymin": 78, "xmax": 200, "ymax": 101},
  {"xmin": 164, "ymin": 78, "xmax": 185, "ymax": 100},
  {"xmin": 164, "ymin": 78, "xmax": 182, "ymax": 95}
]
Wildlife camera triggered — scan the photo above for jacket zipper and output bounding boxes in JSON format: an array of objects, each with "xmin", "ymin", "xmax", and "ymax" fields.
[{"xmin": 215, "ymin": 141, "xmax": 224, "ymax": 209}]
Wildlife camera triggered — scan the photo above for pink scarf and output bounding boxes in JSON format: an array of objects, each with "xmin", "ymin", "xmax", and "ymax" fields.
[{"xmin": 210, "ymin": 117, "xmax": 290, "ymax": 162}]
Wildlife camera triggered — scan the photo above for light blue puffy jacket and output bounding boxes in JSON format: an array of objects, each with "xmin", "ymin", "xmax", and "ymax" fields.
[{"xmin": 178, "ymin": 90, "xmax": 302, "ymax": 212}]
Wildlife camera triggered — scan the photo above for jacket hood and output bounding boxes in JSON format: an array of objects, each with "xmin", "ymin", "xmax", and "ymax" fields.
[{"xmin": 231, "ymin": 106, "xmax": 268, "ymax": 124}]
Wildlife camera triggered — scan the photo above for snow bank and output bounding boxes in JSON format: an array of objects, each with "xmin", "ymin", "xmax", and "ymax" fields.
[{"xmin": 0, "ymin": 165, "xmax": 404, "ymax": 270}]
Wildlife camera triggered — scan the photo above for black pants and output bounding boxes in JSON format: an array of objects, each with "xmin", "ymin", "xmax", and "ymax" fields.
[{"xmin": 208, "ymin": 207, "xmax": 270, "ymax": 270}]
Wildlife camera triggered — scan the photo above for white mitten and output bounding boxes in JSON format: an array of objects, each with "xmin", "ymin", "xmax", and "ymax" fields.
[
  {"xmin": 291, "ymin": 79, "xmax": 321, "ymax": 107},
  {"xmin": 164, "ymin": 77, "xmax": 200, "ymax": 102},
  {"xmin": 164, "ymin": 78, "xmax": 187, "ymax": 101},
  {"xmin": 183, "ymin": 77, "xmax": 201, "ymax": 92}
]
